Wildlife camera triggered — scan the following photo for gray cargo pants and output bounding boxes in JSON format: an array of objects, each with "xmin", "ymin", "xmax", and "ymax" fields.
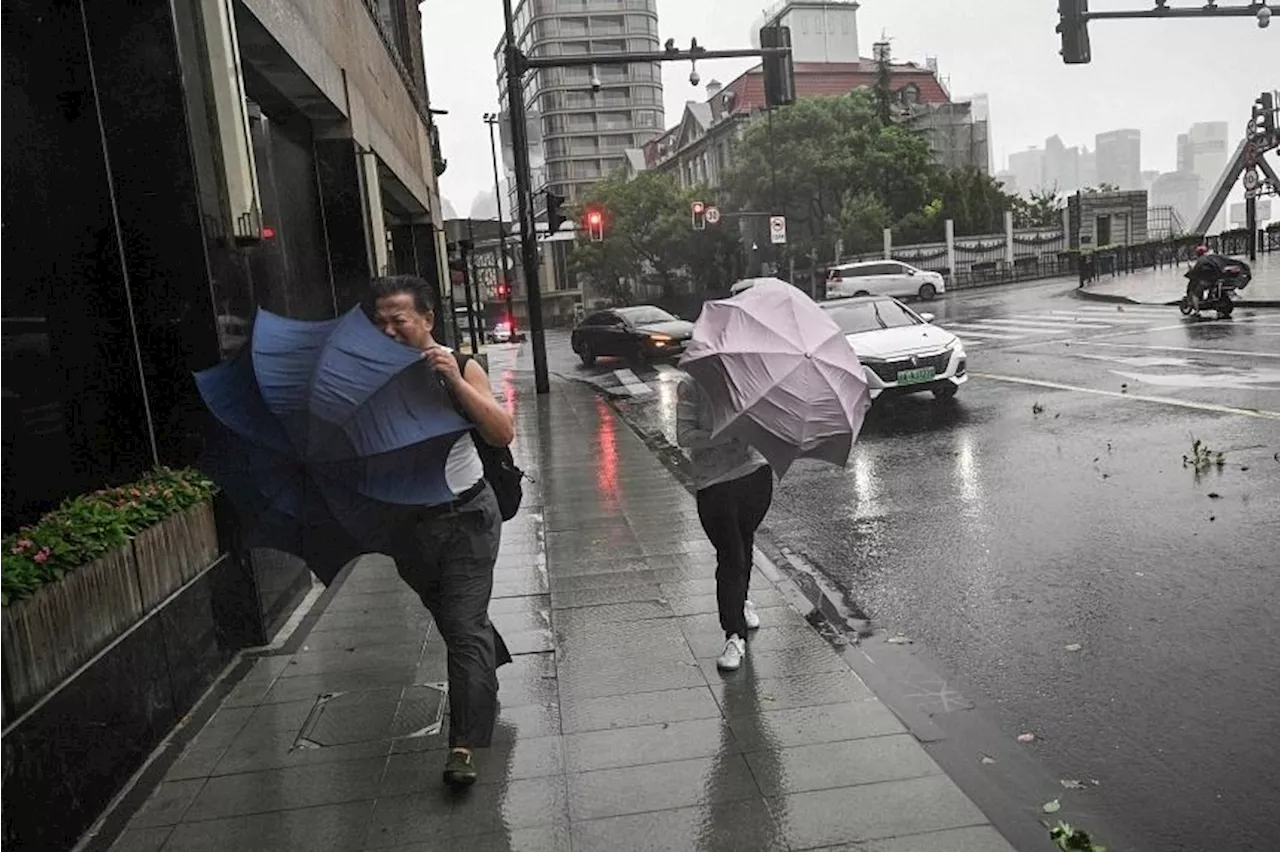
[{"xmin": 390, "ymin": 483, "xmax": 512, "ymax": 748}]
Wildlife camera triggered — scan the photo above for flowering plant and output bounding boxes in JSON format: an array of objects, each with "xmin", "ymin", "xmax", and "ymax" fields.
[{"xmin": 1, "ymin": 467, "xmax": 218, "ymax": 606}]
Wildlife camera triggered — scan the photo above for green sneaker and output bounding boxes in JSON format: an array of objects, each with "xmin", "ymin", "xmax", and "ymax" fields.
[{"xmin": 443, "ymin": 749, "xmax": 477, "ymax": 787}]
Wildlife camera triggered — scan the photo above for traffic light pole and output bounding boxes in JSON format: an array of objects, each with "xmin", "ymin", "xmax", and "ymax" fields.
[
  {"xmin": 500, "ymin": 16, "xmax": 793, "ymax": 394},
  {"xmin": 501, "ymin": 0, "xmax": 550, "ymax": 394},
  {"xmin": 483, "ymin": 114, "xmax": 516, "ymax": 333}
]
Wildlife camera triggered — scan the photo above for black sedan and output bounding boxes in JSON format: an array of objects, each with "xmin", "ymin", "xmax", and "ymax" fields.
[{"xmin": 570, "ymin": 306, "xmax": 694, "ymax": 366}]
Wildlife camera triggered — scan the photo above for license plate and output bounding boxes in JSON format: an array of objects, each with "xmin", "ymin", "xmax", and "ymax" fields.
[{"xmin": 896, "ymin": 367, "xmax": 936, "ymax": 385}]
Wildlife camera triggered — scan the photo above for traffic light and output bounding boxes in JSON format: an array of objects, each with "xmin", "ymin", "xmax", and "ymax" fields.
[
  {"xmin": 545, "ymin": 190, "xmax": 568, "ymax": 234},
  {"xmin": 759, "ymin": 25, "xmax": 795, "ymax": 108},
  {"xmin": 1252, "ymin": 92, "xmax": 1277, "ymax": 144},
  {"xmin": 1056, "ymin": 0, "xmax": 1091, "ymax": 64},
  {"xmin": 585, "ymin": 208, "xmax": 604, "ymax": 242},
  {"xmin": 691, "ymin": 201, "xmax": 706, "ymax": 231}
]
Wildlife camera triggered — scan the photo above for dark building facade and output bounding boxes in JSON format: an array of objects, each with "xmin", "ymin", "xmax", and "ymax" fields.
[
  {"xmin": 3, "ymin": 0, "xmax": 451, "ymax": 532},
  {"xmin": 2, "ymin": 1, "xmax": 450, "ymax": 847}
]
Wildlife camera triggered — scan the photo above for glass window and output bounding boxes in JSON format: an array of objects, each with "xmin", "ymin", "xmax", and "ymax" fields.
[
  {"xmin": 823, "ymin": 299, "xmax": 921, "ymax": 334},
  {"xmin": 593, "ymin": 38, "xmax": 625, "ymax": 52},
  {"xmin": 617, "ymin": 306, "xmax": 677, "ymax": 325},
  {"xmin": 591, "ymin": 15, "xmax": 625, "ymax": 34},
  {"xmin": 560, "ymin": 16, "xmax": 588, "ymax": 35}
]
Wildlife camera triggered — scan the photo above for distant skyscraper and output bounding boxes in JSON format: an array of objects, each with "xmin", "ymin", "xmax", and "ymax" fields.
[
  {"xmin": 494, "ymin": 0, "xmax": 665, "ymax": 204},
  {"xmin": 1185, "ymin": 121, "xmax": 1230, "ymax": 231},
  {"xmin": 1043, "ymin": 134, "xmax": 1082, "ymax": 194},
  {"xmin": 1008, "ymin": 147, "xmax": 1046, "ymax": 197},
  {"xmin": 1095, "ymin": 129, "xmax": 1141, "ymax": 190}
]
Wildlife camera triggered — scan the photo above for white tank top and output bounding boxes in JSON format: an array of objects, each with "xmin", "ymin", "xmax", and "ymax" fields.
[{"xmin": 444, "ymin": 431, "xmax": 485, "ymax": 497}]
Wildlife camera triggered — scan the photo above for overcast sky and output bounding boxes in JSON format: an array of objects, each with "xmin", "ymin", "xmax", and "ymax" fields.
[{"xmin": 423, "ymin": 0, "xmax": 1276, "ymax": 215}]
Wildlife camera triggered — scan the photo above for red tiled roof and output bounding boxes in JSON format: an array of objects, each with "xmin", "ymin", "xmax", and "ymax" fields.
[{"xmin": 722, "ymin": 61, "xmax": 951, "ymax": 115}]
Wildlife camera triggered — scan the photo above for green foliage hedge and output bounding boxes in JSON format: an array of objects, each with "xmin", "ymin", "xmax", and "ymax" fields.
[{"xmin": 2, "ymin": 468, "xmax": 218, "ymax": 606}]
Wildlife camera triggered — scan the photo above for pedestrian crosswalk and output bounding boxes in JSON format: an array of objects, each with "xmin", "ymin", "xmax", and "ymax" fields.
[{"xmin": 945, "ymin": 304, "xmax": 1175, "ymax": 346}]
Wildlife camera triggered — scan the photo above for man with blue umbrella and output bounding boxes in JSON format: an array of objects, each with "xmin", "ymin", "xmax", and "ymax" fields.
[{"xmin": 368, "ymin": 274, "xmax": 516, "ymax": 787}]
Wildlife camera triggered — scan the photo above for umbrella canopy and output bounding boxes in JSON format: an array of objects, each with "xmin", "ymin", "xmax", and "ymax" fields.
[
  {"xmin": 680, "ymin": 280, "xmax": 871, "ymax": 475},
  {"xmin": 194, "ymin": 306, "xmax": 472, "ymax": 566}
]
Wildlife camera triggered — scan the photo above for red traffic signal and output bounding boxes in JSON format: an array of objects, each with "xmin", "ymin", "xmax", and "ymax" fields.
[
  {"xmin": 691, "ymin": 201, "xmax": 706, "ymax": 231},
  {"xmin": 585, "ymin": 208, "xmax": 605, "ymax": 242}
]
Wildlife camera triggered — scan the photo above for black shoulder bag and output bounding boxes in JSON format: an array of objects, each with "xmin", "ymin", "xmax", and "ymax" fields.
[{"xmin": 448, "ymin": 352, "xmax": 524, "ymax": 521}]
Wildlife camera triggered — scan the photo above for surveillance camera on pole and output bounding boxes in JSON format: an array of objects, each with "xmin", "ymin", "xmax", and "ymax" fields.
[
  {"xmin": 590, "ymin": 65, "xmax": 601, "ymax": 92},
  {"xmin": 1259, "ymin": 5, "xmax": 1272, "ymax": 27}
]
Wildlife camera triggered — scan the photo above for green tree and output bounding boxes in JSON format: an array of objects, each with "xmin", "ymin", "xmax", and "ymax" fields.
[
  {"xmin": 567, "ymin": 172, "xmax": 741, "ymax": 301},
  {"xmin": 722, "ymin": 90, "xmax": 936, "ymax": 261},
  {"xmin": 723, "ymin": 89, "xmax": 1015, "ymax": 258},
  {"xmin": 1012, "ymin": 188, "xmax": 1065, "ymax": 229}
]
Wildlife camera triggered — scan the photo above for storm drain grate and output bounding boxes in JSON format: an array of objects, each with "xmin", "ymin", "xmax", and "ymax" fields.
[{"xmin": 293, "ymin": 682, "xmax": 447, "ymax": 749}]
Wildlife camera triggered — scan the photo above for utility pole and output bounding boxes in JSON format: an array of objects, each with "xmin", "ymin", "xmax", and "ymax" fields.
[
  {"xmin": 501, "ymin": 0, "xmax": 549, "ymax": 393},
  {"xmin": 500, "ymin": 19, "xmax": 794, "ymax": 394},
  {"xmin": 483, "ymin": 112, "xmax": 516, "ymax": 334}
]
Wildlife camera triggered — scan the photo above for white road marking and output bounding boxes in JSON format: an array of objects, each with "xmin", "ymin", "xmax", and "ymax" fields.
[
  {"xmin": 953, "ymin": 320, "xmax": 1089, "ymax": 336},
  {"xmin": 974, "ymin": 317, "xmax": 1114, "ymax": 330},
  {"xmin": 1069, "ymin": 305, "xmax": 1172, "ymax": 316},
  {"xmin": 970, "ymin": 372, "xmax": 1280, "ymax": 419},
  {"xmin": 1041, "ymin": 311, "xmax": 1157, "ymax": 325},
  {"xmin": 1074, "ymin": 341, "xmax": 1280, "ymax": 359},
  {"xmin": 950, "ymin": 328, "xmax": 1023, "ymax": 340},
  {"xmin": 612, "ymin": 368, "xmax": 653, "ymax": 396}
]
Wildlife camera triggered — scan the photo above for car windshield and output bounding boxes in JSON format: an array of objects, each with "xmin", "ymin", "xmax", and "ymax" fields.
[
  {"xmin": 617, "ymin": 306, "xmax": 677, "ymax": 325},
  {"xmin": 824, "ymin": 299, "xmax": 920, "ymax": 334}
]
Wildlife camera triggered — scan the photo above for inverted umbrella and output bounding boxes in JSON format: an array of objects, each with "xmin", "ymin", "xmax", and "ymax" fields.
[
  {"xmin": 194, "ymin": 306, "xmax": 472, "ymax": 576},
  {"xmin": 679, "ymin": 280, "xmax": 871, "ymax": 476}
]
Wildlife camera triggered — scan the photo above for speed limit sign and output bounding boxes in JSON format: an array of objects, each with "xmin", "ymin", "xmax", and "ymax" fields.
[
  {"xmin": 1243, "ymin": 168, "xmax": 1260, "ymax": 192},
  {"xmin": 704, "ymin": 205, "xmax": 722, "ymax": 225}
]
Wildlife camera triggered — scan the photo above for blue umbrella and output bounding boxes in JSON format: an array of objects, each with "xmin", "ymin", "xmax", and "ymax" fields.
[{"xmin": 194, "ymin": 306, "xmax": 472, "ymax": 576}]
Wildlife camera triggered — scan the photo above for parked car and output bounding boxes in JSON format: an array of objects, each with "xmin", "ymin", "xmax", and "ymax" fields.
[
  {"xmin": 571, "ymin": 305, "xmax": 694, "ymax": 366},
  {"xmin": 821, "ymin": 295, "xmax": 967, "ymax": 401},
  {"xmin": 826, "ymin": 260, "xmax": 946, "ymax": 302}
]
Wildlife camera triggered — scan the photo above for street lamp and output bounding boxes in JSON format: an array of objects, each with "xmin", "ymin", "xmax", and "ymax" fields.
[{"xmin": 482, "ymin": 112, "xmax": 515, "ymax": 335}]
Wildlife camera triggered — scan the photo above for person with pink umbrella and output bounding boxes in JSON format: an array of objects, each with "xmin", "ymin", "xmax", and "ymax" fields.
[
  {"xmin": 678, "ymin": 280, "xmax": 872, "ymax": 672},
  {"xmin": 676, "ymin": 375, "xmax": 773, "ymax": 672}
]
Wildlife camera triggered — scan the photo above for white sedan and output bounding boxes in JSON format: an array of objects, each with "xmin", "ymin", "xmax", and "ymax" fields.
[
  {"xmin": 820, "ymin": 296, "xmax": 967, "ymax": 401},
  {"xmin": 826, "ymin": 260, "xmax": 946, "ymax": 302}
]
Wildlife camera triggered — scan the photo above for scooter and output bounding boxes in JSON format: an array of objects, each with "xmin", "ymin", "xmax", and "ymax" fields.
[{"xmin": 1179, "ymin": 255, "xmax": 1251, "ymax": 319}]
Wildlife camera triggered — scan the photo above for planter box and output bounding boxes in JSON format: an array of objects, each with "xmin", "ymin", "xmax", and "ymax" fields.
[
  {"xmin": 132, "ymin": 502, "xmax": 218, "ymax": 610},
  {"xmin": 2, "ymin": 546, "xmax": 144, "ymax": 718},
  {"xmin": 1, "ymin": 500, "xmax": 219, "ymax": 720}
]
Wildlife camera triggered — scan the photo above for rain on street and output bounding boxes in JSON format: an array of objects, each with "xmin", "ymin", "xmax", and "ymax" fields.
[{"xmin": 549, "ymin": 277, "xmax": 1280, "ymax": 852}]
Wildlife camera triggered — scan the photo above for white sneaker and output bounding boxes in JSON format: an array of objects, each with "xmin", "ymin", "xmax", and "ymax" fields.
[
  {"xmin": 716, "ymin": 635, "xmax": 746, "ymax": 671},
  {"xmin": 743, "ymin": 600, "xmax": 761, "ymax": 630}
]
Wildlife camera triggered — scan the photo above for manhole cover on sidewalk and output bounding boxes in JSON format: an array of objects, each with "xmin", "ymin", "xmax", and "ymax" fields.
[{"xmin": 294, "ymin": 683, "xmax": 447, "ymax": 749}]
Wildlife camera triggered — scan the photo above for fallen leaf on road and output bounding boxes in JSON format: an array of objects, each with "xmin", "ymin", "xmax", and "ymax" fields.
[
  {"xmin": 1207, "ymin": 492, "xmax": 1221, "ymax": 499},
  {"xmin": 1065, "ymin": 643, "xmax": 1083, "ymax": 652},
  {"xmin": 1017, "ymin": 732, "xmax": 1036, "ymax": 743},
  {"xmin": 1043, "ymin": 799, "xmax": 1062, "ymax": 814},
  {"xmin": 1241, "ymin": 465, "xmax": 1250, "ymax": 472},
  {"xmin": 1135, "ymin": 572, "xmax": 1145, "ymax": 577},
  {"xmin": 886, "ymin": 635, "xmax": 912, "ymax": 645},
  {"xmin": 980, "ymin": 755, "xmax": 997, "ymax": 765},
  {"xmin": 1061, "ymin": 779, "xmax": 1086, "ymax": 790}
]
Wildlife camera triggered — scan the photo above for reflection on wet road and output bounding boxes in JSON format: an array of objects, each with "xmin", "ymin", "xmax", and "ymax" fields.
[{"xmin": 581, "ymin": 282, "xmax": 1280, "ymax": 852}]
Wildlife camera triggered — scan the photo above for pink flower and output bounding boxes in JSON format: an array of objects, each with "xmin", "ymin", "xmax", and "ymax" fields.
[
  {"xmin": 17, "ymin": 538, "xmax": 33, "ymax": 549},
  {"xmin": 130, "ymin": 489, "xmax": 142, "ymax": 498},
  {"xmin": 33, "ymin": 548, "xmax": 51, "ymax": 564}
]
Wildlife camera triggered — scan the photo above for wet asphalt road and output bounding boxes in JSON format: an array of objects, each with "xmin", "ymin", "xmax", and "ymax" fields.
[{"xmin": 545, "ymin": 278, "xmax": 1280, "ymax": 852}]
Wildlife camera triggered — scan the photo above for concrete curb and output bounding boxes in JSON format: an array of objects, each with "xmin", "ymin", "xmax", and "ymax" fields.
[{"xmin": 1071, "ymin": 288, "xmax": 1280, "ymax": 309}]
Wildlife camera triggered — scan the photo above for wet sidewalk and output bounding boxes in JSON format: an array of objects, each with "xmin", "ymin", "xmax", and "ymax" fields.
[
  {"xmin": 104, "ymin": 346, "xmax": 1018, "ymax": 852},
  {"xmin": 1076, "ymin": 252, "xmax": 1280, "ymax": 306}
]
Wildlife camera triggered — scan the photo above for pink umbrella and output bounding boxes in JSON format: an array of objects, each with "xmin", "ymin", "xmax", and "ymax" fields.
[{"xmin": 680, "ymin": 280, "xmax": 871, "ymax": 476}]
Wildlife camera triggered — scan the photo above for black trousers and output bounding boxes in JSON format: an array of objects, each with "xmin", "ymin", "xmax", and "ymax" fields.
[
  {"xmin": 390, "ymin": 484, "xmax": 512, "ymax": 748},
  {"xmin": 695, "ymin": 465, "xmax": 773, "ymax": 639}
]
